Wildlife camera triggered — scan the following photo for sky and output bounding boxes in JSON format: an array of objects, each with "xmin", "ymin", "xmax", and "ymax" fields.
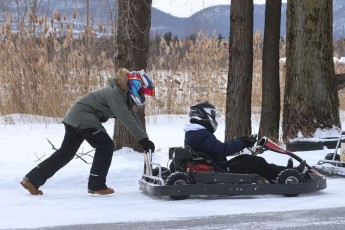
[
  {"xmin": 152, "ymin": 0, "xmax": 286, "ymax": 18},
  {"xmin": 0, "ymin": 113, "xmax": 345, "ymax": 229}
]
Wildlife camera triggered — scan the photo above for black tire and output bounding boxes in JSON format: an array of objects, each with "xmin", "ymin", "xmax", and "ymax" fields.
[
  {"xmin": 286, "ymin": 141, "xmax": 324, "ymax": 152},
  {"xmin": 166, "ymin": 172, "xmax": 191, "ymax": 200},
  {"xmin": 324, "ymin": 152, "xmax": 341, "ymax": 161},
  {"xmin": 276, "ymin": 169, "xmax": 304, "ymax": 197},
  {"xmin": 321, "ymin": 139, "xmax": 338, "ymax": 149}
]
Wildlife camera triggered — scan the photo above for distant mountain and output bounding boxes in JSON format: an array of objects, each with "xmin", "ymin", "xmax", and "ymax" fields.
[
  {"xmin": 1, "ymin": 0, "xmax": 344, "ymax": 39},
  {"xmin": 0, "ymin": 0, "xmax": 118, "ymax": 36},
  {"xmin": 151, "ymin": 2, "xmax": 345, "ymax": 39}
]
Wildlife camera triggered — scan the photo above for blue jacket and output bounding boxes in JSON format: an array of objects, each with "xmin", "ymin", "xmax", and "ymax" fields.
[{"xmin": 184, "ymin": 123, "xmax": 247, "ymax": 164}]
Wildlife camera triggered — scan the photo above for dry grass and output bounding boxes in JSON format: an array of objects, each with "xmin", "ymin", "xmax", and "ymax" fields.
[
  {"xmin": 336, "ymin": 63, "xmax": 345, "ymax": 109},
  {"xmin": 0, "ymin": 14, "xmax": 344, "ymax": 120},
  {"xmin": 145, "ymin": 31, "xmax": 287, "ymax": 116},
  {"xmin": 0, "ymin": 13, "xmax": 115, "ymax": 118},
  {"xmin": 146, "ymin": 32, "xmax": 229, "ymax": 115}
]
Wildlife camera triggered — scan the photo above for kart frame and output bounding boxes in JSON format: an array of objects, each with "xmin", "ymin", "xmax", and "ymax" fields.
[
  {"xmin": 314, "ymin": 134, "xmax": 345, "ymax": 177},
  {"xmin": 316, "ymin": 134, "xmax": 345, "ymax": 167},
  {"xmin": 139, "ymin": 137, "xmax": 327, "ymax": 198}
]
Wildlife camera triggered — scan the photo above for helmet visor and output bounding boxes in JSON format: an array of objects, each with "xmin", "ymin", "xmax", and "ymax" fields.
[
  {"xmin": 142, "ymin": 87, "xmax": 155, "ymax": 97},
  {"xmin": 205, "ymin": 108, "xmax": 220, "ymax": 120},
  {"xmin": 141, "ymin": 73, "xmax": 155, "ymax": 97},
  {"xmin": 128, "ymin": 79, "xmax": 145, "ymax": 105}
]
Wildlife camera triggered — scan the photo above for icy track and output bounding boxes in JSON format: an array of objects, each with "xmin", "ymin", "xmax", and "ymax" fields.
[{"xmin": 1, "ymin": 114, "xmax": 345, "ymax": 229}]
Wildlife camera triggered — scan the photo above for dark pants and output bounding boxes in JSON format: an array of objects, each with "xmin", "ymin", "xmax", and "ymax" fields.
[
  {"xmin": 25, "ymin": 123, "xmax": 114, "ymax": 190},
  {"xmin": 224, "ymin": 154, "xmax": 286, "ymax": 181}
]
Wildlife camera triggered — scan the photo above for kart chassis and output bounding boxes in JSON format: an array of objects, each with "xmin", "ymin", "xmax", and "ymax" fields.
[{"xmin": 139, "ymin": 137, "xmax": 327, "ymax": 199}]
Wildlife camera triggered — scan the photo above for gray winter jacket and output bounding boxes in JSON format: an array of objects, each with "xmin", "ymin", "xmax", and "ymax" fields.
[{"xmin": 63, "ymin": 78, "xmax": 148, "ymax": 142}]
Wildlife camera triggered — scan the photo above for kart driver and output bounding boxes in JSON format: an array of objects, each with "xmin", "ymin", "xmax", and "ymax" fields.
[{"xmin": 184, "ymin": 101, "xmax": 306, "ymax": 181}]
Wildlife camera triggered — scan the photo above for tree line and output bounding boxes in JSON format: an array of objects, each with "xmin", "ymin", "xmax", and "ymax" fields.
[
  {"xmin": 0, "ymin": 0, "xmax": 344, "ymax": 150},
  {"xmin": 116, "ymin": 0, "xmax": 343, "ymax": 148}
]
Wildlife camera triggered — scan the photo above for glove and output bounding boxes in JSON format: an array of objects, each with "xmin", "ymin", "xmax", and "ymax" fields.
[
  {"xmin": 245, "ymin": 134, "xmax": 258, "ymax": 147},
  {"xmin": 139, "ymin": 137, "xmax": 155, "ymax": 152}
]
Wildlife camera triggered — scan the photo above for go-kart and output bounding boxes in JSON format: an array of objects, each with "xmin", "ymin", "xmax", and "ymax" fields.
[
  {"xmin": 139, "ymin": 136, "xmax": 327, "ymax": 200},
  {"xmin": 313, "ymin": 132, "xmax": 345, "ymax": 177}
]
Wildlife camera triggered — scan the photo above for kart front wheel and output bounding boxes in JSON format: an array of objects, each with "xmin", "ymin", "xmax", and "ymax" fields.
[
  {"xmin": 166, "ymin": 172, "xmax": 191, "ymax": 200},
  {"xmin": 276, "ymin": 169, "xmax": 304, "ymax": 197}
]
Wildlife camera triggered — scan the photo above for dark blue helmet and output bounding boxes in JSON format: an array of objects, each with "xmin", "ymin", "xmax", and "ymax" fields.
[{"xmin": 189, "ymin": 101, "xmax": 220, "ymax": 133}]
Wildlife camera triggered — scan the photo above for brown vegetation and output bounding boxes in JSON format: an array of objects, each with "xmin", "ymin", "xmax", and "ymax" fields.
[
  {"xmin": 0, "ymin": 14, "xmax": 344, "ymax": 120},
  {"xmin": 0, "ymin": 13, "xmax": 115, "ymax": 118}
]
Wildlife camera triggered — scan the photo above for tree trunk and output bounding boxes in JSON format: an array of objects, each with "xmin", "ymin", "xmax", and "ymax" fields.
[
  {"xmin": 258, "ymin": 0, "xmax": 282, "ymax": 142},
  {"xmin": 283, "ymin": 0, "xmax": 340, "ymax": 142},
  {"xmin": 225, "ymin": 0, "xmax": 253, "ymax": 141},
  {"xmin": 113, "ymin": 0, "xmax": 152, "ymax": 151},
  {"xmin": 336, "ymin": 73, "xmax": 345, "ymax": 90},
  {"xmin": 132, "ymin": 0, "xmax": 151, "ymax": 71},
  {"xmin": 115, "ymin": 0, "xmax": 133, "ymax": 69}
]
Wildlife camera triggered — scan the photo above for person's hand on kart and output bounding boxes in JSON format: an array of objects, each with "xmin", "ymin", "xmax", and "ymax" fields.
[
  {"xmin": 250, "ymin": 144, "xmax": 265, "ymax": 155},
  {"xmin": 244, "ymin": 134, "xmax": 263, "ymax": 155},
  {"xmin": 140, "ymin": 137, "xmax": 155, "ymax": 153},
  {"xmin": 245, "ymin": 134, "xmax": 258, "ymax": 148}
]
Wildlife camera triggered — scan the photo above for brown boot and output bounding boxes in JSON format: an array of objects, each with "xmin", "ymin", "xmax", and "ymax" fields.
[
  {"xmin": 88, "ymin": 187, "xmax": 114, "ymax": 195},
  {"xmin": 20, "ymin": 178, "xmax": 43, "ymax": 195}
]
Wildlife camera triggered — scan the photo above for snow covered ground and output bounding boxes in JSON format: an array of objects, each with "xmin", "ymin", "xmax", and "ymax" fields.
[{"xmin": 1, "ymin": 114, "xmax": 345, "ymax": 229}]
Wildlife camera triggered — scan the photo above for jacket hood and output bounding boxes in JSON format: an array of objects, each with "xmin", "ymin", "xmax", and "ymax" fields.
[
  {"xmin": 183, "ymin": 123, "xmax": 206, "ymax": 132},
  {"xmin": 108, "ymin": 68, "xmax": 129, "ymax": 91}
]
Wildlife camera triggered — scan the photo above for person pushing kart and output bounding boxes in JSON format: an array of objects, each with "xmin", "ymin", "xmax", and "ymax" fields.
[{"xmin": 21, "ymin": 68, "xmax": 155, "ymax": 195}]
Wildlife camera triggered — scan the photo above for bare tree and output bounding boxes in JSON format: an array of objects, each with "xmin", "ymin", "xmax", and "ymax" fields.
[
  {"xmin": 86, "ymin": 0, "xmax": 90, "ymax": 27},
  {"xmin": 258, "ymin": 0, "xmax": 282, "ymax": 142},
  {"xmin": 283, "ymin": 0, "xmax": 340, "ymax": 142},
  {"xmin": 225, "ymin": 0, "xmax": 253, "ymax": 141},
  {"xmin": 0, "ymin": 1, "xmax": 12, "ymax": 22},
  {"xmin": 113, "ymin": 0, "xmax": 152, "ymax": 151}
]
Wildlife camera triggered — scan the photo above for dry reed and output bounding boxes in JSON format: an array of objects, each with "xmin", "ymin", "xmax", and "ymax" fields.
[{"xmin": 0, "ymin": 13, "xmax": 344, "ymax": 122}]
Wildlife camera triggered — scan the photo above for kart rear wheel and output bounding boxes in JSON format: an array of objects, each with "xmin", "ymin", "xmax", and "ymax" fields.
[
  {"xmin": 276, "ymin": 169, "xmax": 304, "ymax": 197},
  {"xmin": 166, "ymin": 172, "xmax": 191, "ymax": 200}
]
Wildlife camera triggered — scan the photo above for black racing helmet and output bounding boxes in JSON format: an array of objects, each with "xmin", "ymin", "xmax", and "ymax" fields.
[{"xmin": 189, "ymin": 101, "xmax": 220, "ymax": 133}]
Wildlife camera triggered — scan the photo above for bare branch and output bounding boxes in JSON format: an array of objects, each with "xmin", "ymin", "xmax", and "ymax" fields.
[
  {"xmin": 46, "ymin": 139, "xmax": 94, "ymax": 164},
  {"xmin": 34, "ymin": 152, "xmax": 46, "ymax": 162},
  {"xmin": 47, "ymin": 138, "xmax": 58, "ymax": 150}
]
